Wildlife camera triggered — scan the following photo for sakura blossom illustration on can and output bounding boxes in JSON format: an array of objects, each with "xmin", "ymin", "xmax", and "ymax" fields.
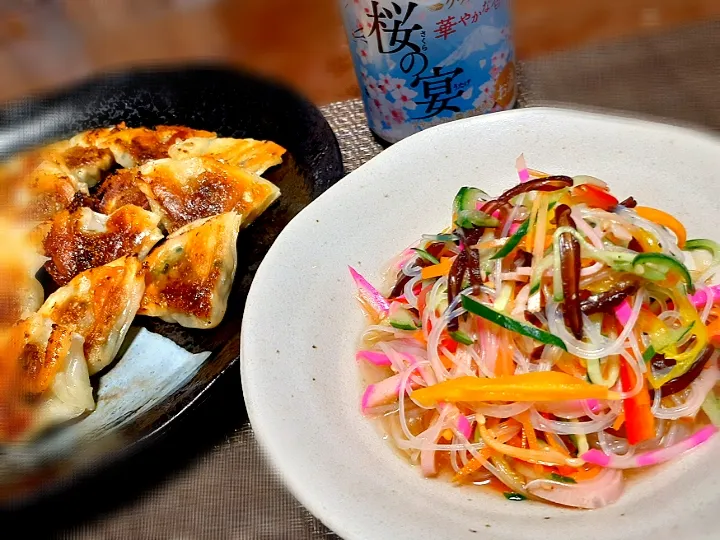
[{"xmin": 340, "ymin": 0, "xmax": 516, "ymax": 143}]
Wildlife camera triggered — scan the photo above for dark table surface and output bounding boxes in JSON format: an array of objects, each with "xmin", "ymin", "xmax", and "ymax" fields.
[{"xmin": 5, "ymin": 18, "xmax": 720, "ymax": 540}]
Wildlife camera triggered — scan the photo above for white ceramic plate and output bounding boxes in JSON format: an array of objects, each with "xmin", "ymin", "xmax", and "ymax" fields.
[{"xmin": 241, "ymin": 107, "xmax": 720, "ymax": 540}]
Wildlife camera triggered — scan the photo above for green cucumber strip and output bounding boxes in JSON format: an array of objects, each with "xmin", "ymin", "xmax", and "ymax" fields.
[
  {"xmin": 453, "ymin": 186, "xmax": 489, "ymax": 214},
  {"xmin": 388, "ymin": 303, "xmax": 419, "ymax": 330},
  {"xmin": 389, "ymin": 321, "xmax": 417, "ymax": 331},
  {"xmin": 461, "ymin": 295, "xmax": 567, "ymax": 351},
  {"xmin": 412, "ymin": 247, "xmax": 440, "ymax": 265},
  {"xmin": 449, "ymin": 330, "xmax": 475, "ymax": 345},
  {"xmin": 455, "ymin": 209, "xmax": 500, "ymax": 229},
  {"xmin": 490, "ymin": 219, "xmax": 530, "ymax": 260},
  {"xmin": 632, "ymin": 252, "xmax": 694, "ymax": 292},
  {"xmin": 549, "ymin": 473, "xmax": 577, "ymax": 484},
  {"xmin": 642, "ymin": 345, "xmax": 657, "ymax": 362},
  {"xmin": 504, "ymin": 492, "xmax": 527, "ymax": 501},
  {"xmin": 685, "ymin": 238, "xmax": 720, "ymax": 261}
]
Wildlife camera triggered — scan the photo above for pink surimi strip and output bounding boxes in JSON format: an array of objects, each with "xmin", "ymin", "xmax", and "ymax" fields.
[
  {"xmin": 582, "ymin": 425, "xmax": 718, "ymax": 468},
  {"xmin": 581, "ymin": 449, "xmax": 612, "ymax": 467},
  {"xmin": 456, "ymin": 414, "xmax": 472, "ymax": 440},
  {"xmin": 349, "ymin": 266, "xmax": 390, "ymax": 318},
  {"xmin": 614, "ymin": 299, "xmax": 633, "ymax": 327},
  {"xmin": 636, "ymin": 425, "xmax": 717, "ymax": 466},
  {"xmin": 616, "ymin": 285, "xmax": 718, "ymax": 325},
  {"xmin": 516, "ymin": 154, "xmax": 530, "ymax": 183},
  {"xmin": 355, "ymin": 351, "xmax": 392, "ymax": 367},
  {"xmin": 361, "ymin": 373, "xmax": 419, "ymax": 413},
  {"xmin": 585, "ymin": 399, "xmax": 601, "ymax": 413},
  {"xmin": 635, "ymin": 450, "xmax": 662, "ymax": 467},
  {"xmin": 508, "ymin": 222, "xmax": 521, "ymax": 235},
  {"xmin": 689, "ymin": 284, "xmax": 720, "ymax": 309}
]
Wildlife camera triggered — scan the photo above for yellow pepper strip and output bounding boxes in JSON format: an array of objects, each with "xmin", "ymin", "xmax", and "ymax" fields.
[
  {"xmin": 635, "ymin": 206, "xmax": 687, "ymax": 248},
  {"xmin": 640, "ymin": 289, "xmax": 708, "ymax": 388},
  {"xmin": 632, "ymin": 227, "xmax": 662, "ymax": 253},
  {"xmin": 477, "ymin": 414, "xmax": 584, "ymax": 467},
  {"xmin": 420, "ymin": 257, "xmax": 453, "ymax": 280},
  {"xmin": 411, "ymin": 372, "xmax": 618, "ymax": 407}
]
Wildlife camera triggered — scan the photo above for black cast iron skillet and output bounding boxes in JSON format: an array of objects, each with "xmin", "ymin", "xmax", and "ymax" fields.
[{"xmin": 0, "ymin": 65, "xmax": 344, "ymax": 510}]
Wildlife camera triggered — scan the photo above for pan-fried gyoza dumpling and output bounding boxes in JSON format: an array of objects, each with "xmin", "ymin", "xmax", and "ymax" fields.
[
  {"xmin": 1, "ymin": 158, "xmax": 88, "ymax": 222},
  {"xmin": 0, "ymin": 219, "xmax": 46, "ymax": 327},
  {"xmin": 139, "ymin": 212, "xmax": 242, "ymax": 329},
  {"xmin": 167, "ymin": 137, "xmax": 286, "ymax": 175},
  {"xmin": 1, "ymin": 139, "xmax": 114, "ymax": 193},
  {"xmin": 40, "ymin": 204, "xmax": 163, "ymax": 285},
  {"xmin": 137, "ymin": 157, "xmax": 280, "ymax": 232},
  {"xmin": 52, "ymin": 142, "xmax": 115, "ymax": 188},
  {"xmin": 0, "ymin": 314, "xmax": 95, "ymax": 440},
  {"xmin": 71, "ymin": 123, "xmax": 215, "ymax": 168},
  {"xmin": 95, "ymin": 168, "xmax": 150, "ymax": 214},
  {"xmin": 39, "ymin": 256, "xmax": 145, "ymax": 374}
]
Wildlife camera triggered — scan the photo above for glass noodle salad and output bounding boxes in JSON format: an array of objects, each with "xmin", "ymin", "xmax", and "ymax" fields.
[{"xmin": 351, "ymin": 156, "xmax": 720, "ymax": 509}]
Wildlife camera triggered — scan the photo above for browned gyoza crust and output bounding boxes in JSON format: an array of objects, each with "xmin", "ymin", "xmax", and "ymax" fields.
[{"xmin": 41, "ymin": 205, "xmax": 162, "ymax": 286}]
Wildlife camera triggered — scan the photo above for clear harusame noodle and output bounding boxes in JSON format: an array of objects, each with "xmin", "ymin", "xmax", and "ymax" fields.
[{"xmin": 351, "ymin": 157, "xmax": 720, "ymax": 508}]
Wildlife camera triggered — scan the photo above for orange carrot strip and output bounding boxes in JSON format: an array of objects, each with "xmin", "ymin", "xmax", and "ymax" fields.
[
  {"xmin": 569, "ymin": 464, "xmax": 603, "ymax": 482},
  {"xmin": 420, "ymin": 257, "xmax": 454, "ymax": 280},
  {"xmin": 411, "ymin": 330, "xmax": 427, "ymax": 344},
  {"xmin": 707, "ymin": 317, "xmax": 720, "ymax": 348},
  {"xmin": 612, "ymin": 411, "xmax": 626, "ymax": 431},
  {"xmin": 517, "ymin": 410, "xmax": 539, "ymax": 450},
  {"xmin": 518, "ymin": 409, "xmax": 543, "ymax": 474},
  {"xmin": 452, "ymin": 448, "xmax": 493, "ymax": 483},
  {"xmin": 494, "ymin": 332, "xmax": 515, "ymax": 377},
  {"xmin": 412, "ymin": 372, "xmax": 618, "ymax": 406}
]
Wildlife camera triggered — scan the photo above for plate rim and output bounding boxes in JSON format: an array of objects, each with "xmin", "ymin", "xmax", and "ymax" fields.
[{"xmin": 241, "ymin": 105, "xmax": 720, "ymax": 540}]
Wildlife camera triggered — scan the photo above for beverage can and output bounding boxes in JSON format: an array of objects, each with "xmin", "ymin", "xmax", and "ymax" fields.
[{"xmin": 339, "ymin": 0, "xmax": 516, "ymax": 143}]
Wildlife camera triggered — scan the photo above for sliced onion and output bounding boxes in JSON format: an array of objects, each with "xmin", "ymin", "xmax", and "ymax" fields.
[
  {"xmin": 530, "ymin": 406, "xmax": 619, "ymax": 435},
  {"xmin": 526, "ymin": 468, "xmax": 624, "ymax": 509},
  {"xmin": 474, "ymin": 402, "xmax": 531, "ymax": 418},
  {"xmin": 582, "ymin": 425, "xmax": 718, "ymax": 469}
]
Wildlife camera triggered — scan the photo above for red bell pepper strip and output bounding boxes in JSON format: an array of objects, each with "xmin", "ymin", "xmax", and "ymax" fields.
[
  {"xmin": 619, "ymin": 357, "xmax": 655, "ymax": 445},
  {"xmin": 571, "ymin": 184, "xmax": 619, "ymax": 211}
]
